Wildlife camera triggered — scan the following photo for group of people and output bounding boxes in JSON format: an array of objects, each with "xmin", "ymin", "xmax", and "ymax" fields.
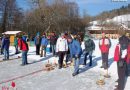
[
  {"xmin": 29, "ymin": 31, "xmax": 96, "ymax": 76},
  {"xmin": 97, "ymin": 32, "xmax": 130, "ymax": 90},
  {"xmin": 34, "ymin": 32, "xmax": 57, "ymax": 57},
  {"xmin": 54, "ymin": 32, "xmax": 95, "ymax": 76},
  {"xmin": 113, "ymin": 34, "xmax": 130, "ymax": 90},
  {"xmin": 0, "ymin": 34, "xmax": 29, "ymax": 66},
  {"xmin": 0, "ymin": 31, "xmax": 130, "ymax": 90}
]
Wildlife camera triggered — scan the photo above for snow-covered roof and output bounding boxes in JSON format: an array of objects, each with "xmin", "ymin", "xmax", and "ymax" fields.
[
  {"xmin": 87, "ymin": 26, "xmax": 102, "ymax": 30},
  {"xmin": 112, "ymin": 14, "xmax": 130, "ymax": 22},
  {"xmin": 2, "ymin": 31, "xmax": 22, "ymax": 35},
  {"xmin": 89, "ymin": 20, "xmax": 101, "ymax": 25}
]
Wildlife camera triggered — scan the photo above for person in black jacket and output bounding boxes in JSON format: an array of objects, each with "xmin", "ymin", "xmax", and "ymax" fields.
[
  {"xmin": 83, "ymin": 35, "xmax": 95, "ymax": 66},
  {"xmin": 50, "ymin": 32, "xmax": 57, "ymax": 56},
  {"xmin": 114, "ymin": 35, "xmax": 129, "ymax": 90},
  {"xmin": 34, "ymin": 33, "xmax": 41, "ymax": 55}
]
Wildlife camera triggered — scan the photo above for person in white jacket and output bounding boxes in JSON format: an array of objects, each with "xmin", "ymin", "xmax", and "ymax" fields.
[{"xmin": 56, "ymin": 33, "xmax": 68, "ymax": 69}]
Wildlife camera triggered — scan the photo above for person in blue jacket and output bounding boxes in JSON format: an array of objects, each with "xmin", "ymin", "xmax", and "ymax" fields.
[
  {"xmin": 2, "ymin": 35, "xmax": 10, "ymax": 60},
  {"xmin": 40, "ymin": 33, "xmax": 48, "ymax": 57},
  {"xmin": 67, "ymin": 35, "xmax": 82, "ymax": 76}
]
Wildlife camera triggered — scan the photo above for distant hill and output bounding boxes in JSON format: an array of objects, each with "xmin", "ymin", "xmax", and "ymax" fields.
[{"xmin": 94, "ymin": 4, "xmax": 130, "ymax": 20}]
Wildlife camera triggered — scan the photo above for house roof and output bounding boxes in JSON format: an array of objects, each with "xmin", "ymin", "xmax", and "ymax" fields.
[{"xmin": 2, "ymin": 31, "xmax": 22, "ymax": 35}]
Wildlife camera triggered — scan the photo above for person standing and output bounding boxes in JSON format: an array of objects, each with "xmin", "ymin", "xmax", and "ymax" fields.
[
  {"xmin": 40, "ymin": 33, "xmax": 48, "ymax": 57},
  {"xmin": 1, "ymin": 35, "xmax": 5, "ymax": 55},
  {"xmin": 83, "ymin": 34, "xmax": 95, "ymax": 66},
  {"xmin": 125, "ymin": 33, "xmax": 130, "ymax": 76},
  {"xmin": 34, "ymin": 33, "xmax": 41, "ymax": 55},
  {"xmin": 67, "ymin": 36, "xmax": 82, "ymax": 76},
  {"xmin": 99, "ymin": 33, "xmax": 111, "ymax": 69},
  {"xmin": 14, "ymin": 36, "xmax": 19, "ymax": 54},
  {"xmin": 56, "ymin": 33, "xmax": 68, "ymax": 69},
  {"xmin": 114, "ymin": 35, "xmax": 129, "ymax": 90},
  {"xmin": 2, "ymin": 35, "xmax": 10, "ymax": 60},
  {"xmin": 0, "ymin": 37, "xmax": 2, "ymax": 55},
  {"xmin": 50, "ymin": 32, "xmax": 57, "ymax": 56},
  {"xmin": 18, "ymin": 36, "xmax": 29, "ymax": 66}
]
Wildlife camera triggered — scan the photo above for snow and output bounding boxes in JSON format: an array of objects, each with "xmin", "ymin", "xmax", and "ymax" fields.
[
  {"xmin": 87, "ymin": 14, "xmax": 130, "ymax": 31},
  {"xmin": 0, "ymin": 39, "xmax": 130, "ymax": 90},
  {"xmin": 2, "ymin": 31, "xmax": 22, "ymax": 35},
  {"xmin": 112, "ymin": 14, "xmax": 130, "ymax": 23}
]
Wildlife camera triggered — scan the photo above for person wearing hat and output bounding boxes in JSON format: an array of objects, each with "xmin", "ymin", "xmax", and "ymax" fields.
[
  {"xmin": 0, "ymin": 37, "xmax": 2, "ymax": 55},
  {"xmin": 114, "ymin": 35, "xmax": 129, "ymax": 90},
  {"xmin": 83, "ymin": 33, "xmax": 95, "ymax": 66},
  {"xmin": 2, "ymin": 35, "xmax": 10, "ymax": 60},
  {"xmin": 125, "ymin": 33, "xmax": 130, "ymax": 76},
  {"xmin": 34, "ymin": 32, "xmax": 41, "ymax": 55},
  {"xmin": 40, "ymin": 33, "xmax": 48, "ymax": 57},
  {"xmin": 50, "ymin": 32, "xmax": 57, "ymax": 56},
  {"xmin": 67, "ymin": 35, "xmax": 82, "ymax": 76},
  {"xmin": 56, "ymin": 33, "xmax": 68, "ymax": 69},
  {"xmin": 99, "ymin": 33, "xmax": 111, "ymax": 69}
]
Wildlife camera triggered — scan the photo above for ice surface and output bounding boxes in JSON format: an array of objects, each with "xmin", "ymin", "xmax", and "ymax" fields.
[{"xmin": 0, "ymin": 39, "xmax": 129, "ymax": 90}]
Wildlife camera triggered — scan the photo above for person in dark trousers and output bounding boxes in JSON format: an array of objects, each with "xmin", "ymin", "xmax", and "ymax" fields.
[
  {"xmin": 83, "ymin": 34, "xmax": 95, "ymax": 66},
  {"xmin": 99, "ymin": 33, "xmax": 111, "ymax": 70},
  {"xmin": 2, "ymin": 35, "xmax": 10, "ymax": 60},
  {"xmin": 40, "ymin": 33, "xmax": 48, "ymax": 57},
  {"xmin": 114, "ymin": 35, "xmax": 129, "ymax": 90},
  {"xmin": 18, "ymin": 36, "xmax": 29, "ymax": 66},
  {"xmin": 0, "ymin": 37, "xmax": 2, "ymax": 55},
  {"xmin": 14, "ymin": 36, "xmax": 19, "ymax": 54},
  {"xmin": 50, "ymin": 32, "xmax": 57, "ymax": 56},
  {"xmin": 1, "ymin": 35, "xmax": 5, "ymax": 55},
  {"xmin": 34, "ymin": 33, "xmax": 41, "ymax": 55},
  {"xmin": 125, "ymin": 33, "xmax": 130, "ymax": 76},
  {"xmin": 67, "ymin": 35, "xmax": 82, "ymax": 76},
  {"xmin": 56, "ymin": 33, "xmax": 68, "ymax": 69}
]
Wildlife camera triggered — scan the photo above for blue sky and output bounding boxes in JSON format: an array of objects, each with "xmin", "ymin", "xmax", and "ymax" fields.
[
  {"xmin": 75, "ymin": 0, "xmax": 130, "ymax": 16},
  {"xmin": 16, "ymin": 0, "xmax": 30, "ymax": 10},
  {"xmin": 17, "ymin": 0, "xmax": 130, "ymax": 16}
]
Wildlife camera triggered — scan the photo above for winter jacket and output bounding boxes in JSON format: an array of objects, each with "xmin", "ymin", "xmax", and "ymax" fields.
[
  {"xmin": 41, "ymin": 37, "xmax": 48, "ymax": 46},
  {"xmin": 34, "ymin": 36, "xmax": 41, "ymax": 45},
  {"xmin": 2, "ymin": 37, "xmax": 10, "ymax": 50},
  {"xmin": 0, "ymin": 38, "xmax": 2, "ymax": 46},
  {"xmin": 14, "ymin": 37, "xmax": 18, "ymax": 46},
  {"xmin": 22, "ymin": 36, "xmax": 27, "ymax": 42},
  {"xmin": 126, "ymin": 43, "xmax": 130, "ymax": 64},
  {"xmin": 56, "ymin": 37, "xmax": 68, "ymax": 52},
  {"xmin": 114, "ymin": 44, "xmax": 127, "ymax": 62},
  {"xmin": 68, "ymin": 39, "xmax": 82, "ymax": 58},
  {"xmin": 99, "ymin": 38, "xmax": 111, "ymax": 53},
  {"xmin": 18, "ymin": 38, "xmax": 29, "ymax": 51},
  {"xmin": 84, "ymin": 39, "xmax": 95, "ymax": 52},
  {"xmin": 50, "ymin": 35, "xmax": 57, "ymax": 45}
]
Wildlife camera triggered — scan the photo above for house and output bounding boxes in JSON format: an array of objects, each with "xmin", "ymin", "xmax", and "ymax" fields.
[
  {"xmin": 87, "ymin": 14, "xmax": 130, "ymax": 39},
  {"xmin": 2, "ymin": 31, "xmax": 23, "ymax": 45}
]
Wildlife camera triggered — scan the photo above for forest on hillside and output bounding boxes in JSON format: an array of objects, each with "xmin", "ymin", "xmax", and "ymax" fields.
[{"xmin": 94, "ymin": 4, "xmax": 130, "ymax": 20}]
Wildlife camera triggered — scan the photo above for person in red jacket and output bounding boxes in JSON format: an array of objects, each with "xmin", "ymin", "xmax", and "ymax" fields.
[
  {"xmin": 18, "ymin": 36, "xmax": 29, "ymax": 66},
  {"xmin": 125, "ymin": 33, "xmax": 130, "ymax": 76},
  {"xmin": 114, "ymin": 35, "xmax": 129, "ymax": 90},
  {"xmin": 99, "ymin": 33, "xmax": 111, "ymax": 69}
]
